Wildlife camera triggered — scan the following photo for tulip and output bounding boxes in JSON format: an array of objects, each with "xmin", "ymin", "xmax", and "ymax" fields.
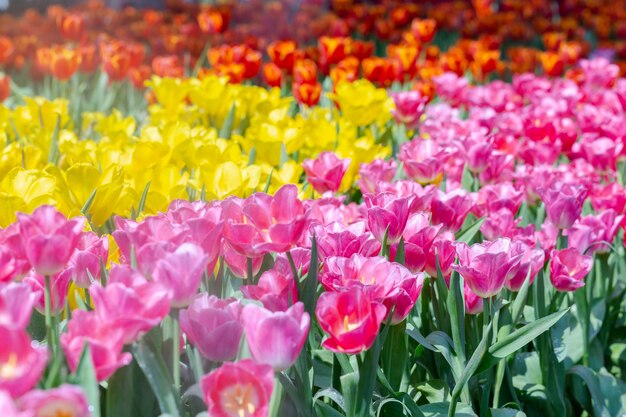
[
  {"xmin": 179, "ymin": 295, "xmax": 243, "ymax": 362},
  {"xmin": 17, "ymin": 206, "xmax": 85, "ymax": 277},
  {"xmin": 152, "ymin": 243, "xmax": 209, "ymax": 308},
  {"xmin": 549, "ymin": 248, "xmax": 593, "ymax": 292},
  {"xmin": 0, "ymin": 327, "xmax": 47, "ymax": 398},
  {"xmin": 0, "ymin": 74, "xmax": 10, "ymax": 103},
  {"xmin": 316, "ymin": 287, "xmax": 387, "ymax": 354},
  {"xmin": 390, "ymin": 91, "xmax": 427, "ymax": 129},
  {"xmin": 61, "ymin": 232, "xmax": 109, "ymax": 288},
  {"xmin": 569, "ymin": 210, "xmax": 624, "ymax": 254},
  {"xmin": 23, "ymin": 271, "xmax": 71, "ymax": 316},
  {"xmin": 538, "ymin": 181, "xmax": 588, "ymax": 229},
  {"xmin": 0, "ymin": 283, "xmax": 38, "ymax": 331},
  {"xmin": 90, "ymin": 265, "xmax": 171, "ymax": 345},
  {"xmin": 364, "ymin": 193, "xmax": 413, "ymax": 244},
  {"xmin": 201, "ymin": 359, "xmax": 274, "ymax": 417},
  {"xmin": 453, "ymin": 238, "xmax": 523, "ymax": 298},
  {"xmin": 241, "ymin": 269, "xmax": 297, "ymax": 312},
  {"xmin": 241, "ymin": 302, "xmax": 310, "ymax": 371},
  {"xmin": 393, "ymin": 213, "xmax": 442, "ymax": 273},
  {"xmin": 223, "ymin": 244, "xmax": 264, "ymax": 279},
  {"xmin": 0, "ymin": 391, "xmax": 28, "ymax": 417},
  {"xmin": 263, "ymin": 63, "xmax": 283, "ymax": 88},
  {"xmin": 464, "ymin": 284, "xmax": 484, "ymax": 315},
  {"xmin": 314, "ymin": 221, "xmax": 380, "ymax": 261},
  {"xmin": 293, "ymin": 82, "xmax": 322, "ymax": 107},
  {"xmin": 60, "ymin": 310, "xmax": 132, "ymax": 382},
  {"xmin": 358, "ymin": 159, "xmax": 397, "ymax": 195},
  {"xmin": 399, "ymin": 139, "xmax": 447, "ymax": 185},
  {"xmin": 18, "ymin": 385, "xmax": 89, "ymax": 417},
  {"xmin": 506, "ymin": 242, "xmax": 545, "ymax": 292},
  {"xmin": 267, "ymin": 40, "xmax": 297, "ymax": 72},
  {"xmin": 430, "ymin": 189, "xmax": 474, "ymax": 233},
  {"xmin": 425, "ymin": 237, "xmax": 457, "ymax": 279},
  {"xmin": 303, "ymin": 152, "xmax": 351, "ymax": 194},
  {"xmin": 0, "ymin": 224, "xmax": 30, "ymax": 282}
]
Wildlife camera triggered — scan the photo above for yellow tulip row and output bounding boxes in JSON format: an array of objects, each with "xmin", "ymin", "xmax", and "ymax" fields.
[{"xmin": 0, "ymin": 76, "xmax": 393, "ymax": 230}]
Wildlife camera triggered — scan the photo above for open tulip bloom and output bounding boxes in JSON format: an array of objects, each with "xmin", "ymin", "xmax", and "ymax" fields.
[{"xmin": 0, "ymin": 2, "xmax": 626, "ymax": 416}]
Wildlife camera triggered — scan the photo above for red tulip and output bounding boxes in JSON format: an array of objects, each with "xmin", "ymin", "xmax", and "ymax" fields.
[
  {"xmin": 316, "ymin": 287, "xmax": 387, "ymax": 354},
  {"xmin": 201, "ymin": 359, "xmax": 274, "ymax": 417}
]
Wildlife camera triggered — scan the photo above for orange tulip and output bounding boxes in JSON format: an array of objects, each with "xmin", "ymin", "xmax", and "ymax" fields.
[
  {"xmin": 558, "ymin": 41, "xmax": 583, "ymax": 65},
  {"xmin": 216, "ymin": 63, "xmax": 245, "ymax": 84},
  {"xmin": 263, "ymin": 63, "xmax": 283, "ymax": 88},
  {"xmin": 198, "ymin": 10, "xmax": 225, "ymax": 34},
  {"xmin": 543, "ymin": 32, "xmax": 565, "ymax": 52},
  {"xmin": 267, "ymin": 40, "xmax": 297, "ymax": 72},
  {"xmin": 388, "ymin": 44, "xmax": 419, "ymax": 80},
  {"xmin": 319, "ymin": 36, "xmax": 351, "ymax": 66},
  {"xmin": 59, "ymin": 13, "xmax": 86, "ymax": 42},
  {"xmin": 361, "ymin": 57, "xmax": 394, "ymax": 86},
  {"xmin": 293, "ymin": 59, "xmax": 318, "ymax": 85},
  {"xmin": 293, "ymin": 82, "xmax": 322, "ymax": 107},
  {"xmin": 350, "ymin": 40, "xmax": 374, "ymax": 61},
  {"xmin": 49, "ymin": 47, "xmax": 80, "ymax": 81},
  {"xmin": 0, "ymin": 36, "xmax": 14, "ymax": 65},
  {"xmin": 129, "ymin": 65, "xmax": 152, "ymax": 90},
  {"xmin": 152, "ymin": 55, "xmax": 184, "ymax": 78},
  {"xmin": 539, "ymin": 51, "xmax": 565, "ymax": 77},
  {"xmin": 0, "ymin": 74, "xmax": 10, "ymax": 103},
  {"xmin": 79, "ymin": 45, "xmax": 99, "ymax": 73},
  {"xmin": 102, "ymin": 44, "xmax": 132, "ymax": 82},
  {"xmin": 411, "ymin": 18, "xmax": 437, "ymax": 43}
]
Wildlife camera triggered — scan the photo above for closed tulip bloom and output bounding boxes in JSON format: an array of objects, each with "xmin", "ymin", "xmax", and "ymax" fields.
[
  {"xmin": 390, "ymin": 90, "xmax": 427, "ymax": 129},
  {"xmin": 0, "ymin": 283, "xmax": 38, "ymax": 331},
  {"xmin": 303, "ymin": 152, "xmax": 351, "ymax": 194},
  {"xmin": 179, "ymin": 295, "xmax": 243, "ymax": 362},
  {"xmin": 313, "ymin": 221, "xmax": 381, "ymax": 261},
  {"xmin": 538, "ymin": 181, "xmax": 588, "ymax": 229},
  {"xmin": 399, "ymin": 140, "xmax": 447, "ymax": 185},
  {"xmin": 464, "ymin": 284, "xmax": 484, "ymax": 315},
  {"xmin": 61, "ymin": 232, "xmax": 109, "ymax": 288},
  {"xmin": 549, "ymin": 248, "xmax": 593, "ymax": 292},
  {"xmin": 23, "ymin": 271, "xmax": 71, "ymax": 316},
  {"xmin": 364, "ymin": 193, "xmax": 413, "ymax": 244},
  {"xmin": 316, "ymin": 287, "xmax": 387, "ymax": 354},
  {"xmin": 0, "ymin": 327, "xmax": 47, "ymax": 398},
  {"xmin": 425, "ymin": 237, "xmax": 457, "ymax": 279},
  {"xmin": 201, "ymin": 359, "xmax": 274, "ymax": 417},
  {"xmin": 453, "ymin": 238, "xmax": 523, "ymax": 298},
  {"xmin": 241, "ymin": 269, "xmax": 297, "ymax": 312},
  {"xmin": 152, "ymin": 243, "xmax": 209, "ymax": 308},
  {"xmin": 17, "ymin": 206, "xmax": 85, "ymax": 277},
  {"xmin": 241, "ymin": 302, "xmax": 310, "ymax": 371},
  {"xmin": 18, "ymin": 385, "xmax": 89, "ymax": 417}
]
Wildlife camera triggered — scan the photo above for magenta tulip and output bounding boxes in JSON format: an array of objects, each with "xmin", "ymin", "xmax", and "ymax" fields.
[
  {"xmin": 506, "ymin": 241, "xmax": 545, "ymax": 292},
  {"xmin": 241, "ymin": 302, "xmax": 310, "ymax": 371},
  {"xmin": 303, "ymin": 151, "xmax": 351, "ymax": 194},
  {"xmin": 549, "ymin": 248, "xmax": 593, "ymax": 292},
  {"xmin": 538, "ymin": 181, "xmax": 588, "ymax": 229},
  {"xmin": 17, "ymin": 206, "xmax": 85, "ymax": 276},
  {"xmin": 241, "ymin": 269, "xmax": 297, "ymax": 312},
  {"xmin": 364, "ymin": 193, "xmax": 413, "ymax": 244},
  {"xmin": 23, "ymin": 271, "xmax": 71, "ymax": 316},
  {"xmin": 18, "ymin": 385, "xmax": 89, "ymax": 417},
  {"xmin": 0, "ymin": 224, "xmax": 30, "ymax": 282},
  {"xmin": 430, "ymin": 189, "xmax": 474, "ymax": 233},
  {"xmin": 0, "ymin": 327, "xmax": 47, "ymax": 398},
  {"xmin": 179, "ymin": 294, "xmax": 243, "ymax": 362},
  {"xmin": 0, "ymin": 283, "xmax": 38, "ymax": 331},
  {"xmin": 0, "ymin": 391, "xmax": 30, "ymax": 417},
  {"xmin": 358, "ymin": 159, "xmax": 397, "ymax": 195},
  {"xmin": 61, "ymin": 231, "xmax": 109, "ymax": 288},
  {"xmin": 390, "ymin": 90, "xmax": 427, "ymax": 128}
]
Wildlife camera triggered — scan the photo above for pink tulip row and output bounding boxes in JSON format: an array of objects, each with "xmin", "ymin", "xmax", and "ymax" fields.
[{"xmin": 1, "ymin": 57, "xmax": 625, "ymax": 416}]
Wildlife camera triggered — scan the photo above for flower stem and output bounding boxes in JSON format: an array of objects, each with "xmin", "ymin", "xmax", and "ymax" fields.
[
  {"xmin": 171, "ymin": 309, "xmax": 181, "ymax": 396},
  {"xmin": 44, "ymin": 275, "xmax": 56, "ymax": 354}
]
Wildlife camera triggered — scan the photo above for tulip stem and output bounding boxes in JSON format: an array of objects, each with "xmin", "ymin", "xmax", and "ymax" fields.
[
  {"xmin": 171, "ymin": 309, "xmax": 181, "ymax": 397},
  {"xmin": 43, "ymin": 275, "xmax": 56, "ymax": 355}
]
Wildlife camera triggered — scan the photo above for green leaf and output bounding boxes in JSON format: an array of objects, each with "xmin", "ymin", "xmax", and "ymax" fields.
[
  {"xmin": 451, "ymin": 321, "xmax": 492, "ymax": 401},
  {"xmin": 568, "ymin": 366, "xmax": 611, "ymax": 417},
  {"xmin": 106, "ymin": 359, "xmax": 156, "ymax": 417},
  {"xmin": 315, "ymin": 402, "xmax": 346, "ymax": 417},
  {"xmin": 48, "ymin": 114, "xmax": 61, "ymax": 165},
  {"xmin": 136, "ymin": 181, "xmax": 151, "ymax": 217},
  {"xmin": 72, "ymin": 345, "xmax": 101, "ymax": 417},
  {"xmin": 132, "ymin": 341, "xmax": 180, "ymax": 417},
  {"xmin": 219, "ymin": 104, "xmax": 236, "ymax": 139},
  {"xmin": 313, "ymin": 388, "xmax": 345, "ymax": 412},
  {"xmin": 456, "ymin": 218, "xmax": 485, "ymax": 244},
  {"xmin": 461, "ymin": 164, "xmax": 474, "ymax": 191},
  {"xmin": 301, "ymin": 235, "xmax": 319, "ymax": 318},
  {"xmin": 395, "ymin": 238, "xmax": 405, "ymax": 266},
  {"xmin": 420, "ymin": 402, "xmax": 477, "ymax": 417},
  {"xmin": 80, "ymin": 188, "xmax": 98, "ymax": 216},
  {"xmin": 488, "ymin": 408, "xmax": 527, "ymax": 417}
]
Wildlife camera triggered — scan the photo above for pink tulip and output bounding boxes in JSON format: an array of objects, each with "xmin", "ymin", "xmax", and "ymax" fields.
[
  {"xmin": 0, "ymin": 390, "xmax": 31, "ymax": 417},
  {"xmin": 18, "ymin": 385, "xmax": 89, "ymax": 417},
  {"xmin": 241, "ymin": 302, "xmax": 310, "ymax": 371},
  {"xmin": 399, "ymin": 139, "xmax": 447, "ymax": 185},
  {"xmin": 0, "ymin": 224, "xmax": 30, "ymax": 282},
  {"xmin": 241, "ymin": 269, "xmax": 297, "ymax": 312},
  {"xmin": 17, "ymin": 206, "xmax": 86, "ymax": 276},
  {"xmin": 152, "ymin": 243, "xmax": 209, "ymax": 308},
  {"xmin": 303, "ymin": 151, "xmax": 351, "ymax": 194},
  {"xmin": 379, "ymin": 181, "xmax": 436, "ymax": 212},
  {"xmin": 465, "ymin": 140, "xmax": 493, "ymax": 174},
  {"xmin": 179, "ymin": 295, "xmax": 243, "ymax": 362},
  {"xmin": 60, "ymin": 310, "xmax": 132, "ymax": 382},
  {"xmin": 538, "ymin": 181, "xmax": 588, "ymax": 229},
  {"xmin": 590, "ymin": 183, "xmax": 626, "ymax": 215},
  {"xmin": 90, "ymin": 265, "xmax": 171, "ymax": 344},
  {"xmin": 390, "ymin": 90, "xmax": 427, "ymax": 128},
  {"xmin": 225, "ymin": 185, "xmax": 308, "ymax": 257},
  {"xmin": 23, "ymin": 271, "xmax": 71, "ymax": 316},
  {"xmin": 223, "ymin": 244, "xmax": 263, "ymax": 278},
  {"xmin": 61, "ymin": 232, "xmax": 109, "ymax": 288},
  {"xmin": 313, "ymin": 221, "xmax": 380, "ymax": 260},
  {"xmin": 320, "ymin": 254, "xmax": 423, "ymax": 324},
  {"xmin": 112, "ymin": 216, "xmax": 187, "ymax": 263},
  {"xmin": 200, "ymin": 359, "xmax": 274, "ymax": 417},
  {"xmin": 453, "ymin": 238, "xmax": 523, "ymax": 298},
  {"xmin": 316, "ymin": 287, "xmax": 387, "ymax": 354},
  {"xmin": 431, "ymin": 189, "xmax": 474, "ymax": 233},
  {"xmin": 506, "ymin": 241, "xmax": 545, "ymax": 292},
  {"xmin": 473, "ymin": 182, "xmax": 524, "ymax": 218},
  {"xmin": 364, "ymin": 193, "xmax": 413, "ymax": 244},
  {"xmin": 478, "ymin": 152, "xmax": 514, "ymax": 185},
  {"xmin": 391, "ymin": 213, "xmax": 441, "ymax": 273},
  {"xmin": 464, "ymin": 283, "xmax": 484, "ymax": 315},
  {"xmin": 480, "ymin": 209, "xmax": 520, "ymax": 240},
  {"xmin": 425, "ymin": 237, "xmax": 457, "ymax": 279},
  {"xmin": 569, "ymin": 210, "xmax": 624, "ymax": 254},
  {"xmin": 549, "ymin": 248, "xmax": 593, "ymax": 292},
  {"xmin": 0, "ymin": 327, "xmax": 47, "ymax": 398},
  {"xmin": 358, "ymin": 159, "xmax": 397, "ymax": 195},
  {"xmin": 0, "ymin": 283, "xmax": 38, "ymax": 331}
]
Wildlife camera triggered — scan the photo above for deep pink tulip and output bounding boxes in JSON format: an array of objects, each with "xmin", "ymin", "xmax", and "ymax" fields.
[
  {"xmin": 569, "ymin": 210, "xmax": 624, "ymax": 254},
  {"xmin": 18, "ymin": 385, "xmax": 89, "ymax": 417},
  {"xmin": 112, "ymin": 216, "xmax": 187, "ymax": 263},
  {"xmin": 0, "ymin": 327, "xmax": 47, "ymax": 398},
  {"xmin": 506, "ymin": 241, "xmax": 545, "ymax": 291},
  {"xmin": 225, "ymin": 185, "xmax": 308, "ymax": 257},
  {"xmin": 179, "ymin": 295, "xmax": 243, "ymax": 362},
  {"xmin": 241, "ymin": 302, "xmax": 310, "ymax": 371},
  {"xmin": 17, "ymin": 206, "xmax": 86, "ymax": 276},
  {"xmin": 391, "ymin": 213, "xmax": 442, "ymax": 273},
  {"xmin": 303, "ymin": 152, "xmax": 351, "ymax": 194},
  {"xmin": 241, "ymin": 269, "xmax": 297, "ymax": 312},
  {"xmin": 453, "ymin": 238, "xmax": 523, "ymax": 298},
  {"xmin": 464, "ymin": 283, "xmax": 484, "ymax": 315},
  {"xmin": 0, "ymin": 224, "xmax": 30, "ymax": 282},
  {"xmin": 390, "ymin": 90, "xmax": 427, "ymax": 129},
  {"xmin": 538, "ymin": 181, "xmax": 588, "ymax": 229},
  {"xmin": 590, "ymin": 182, "xmax": 626, "ymax": 215},
  {"xmin": 313, "ymin": 221, "xmax": 380, "ymax": 260},
  {"xmin": 200, "ymin": 359, "xmax": 274, "ymax": 417},
  {"xmin": 380, "ymin": 181, "xmax": 436, "ymax": 212},
  {"xmin": 480, "ymin": 209, "xmax": 520, "ymax": 240},
  {"xmin": 274, "ymin": 248, "xmax": 313, "ymax": 278},
  {"xmin": 581, "ymin": 136, "xmax": 620, "ymax": 173},
  {"xmin": 223, "ymin": 243, "xmax": 263, "ymax": 278},
  {"xmin": 473, "ymin": 182, "xmax": 524, "ymax": 218},
  {"xmin": 61, "ymin": 232, "xmax": 109, "ymax": 288},
  {"xmin": 320, "ymin": 254, "xmax": 423, "ymax": 324},
  {"xmin": 23, "ymin": 271, "xmax": 71, "ymax": 316},
  {"xmin": 478, "ymin": 152, "xmax": 514, "ymax": 185},
  {"xmin": 0, "ymin": 391, "xmax": 30, "ymax": 417},
  {"xmin": 60, "ymin": 310, "xmax": 132, "ymax": 382},
  {"xmin": 152, "ymin": 243, "xmax": 209, "ymax": 308},
  {"xmin": 549, "ymin": 248, "xmax": 593, "ymax": 292},
  {"xmin": 358, "ymin": 159, "xmax": 397, "ymax": 195},
  {"xmin": 316, "ymin": 287, "xmax": 387, "ymax": 354},
  {"xmin": 0, "ymin": 283, "xmax": 38, "ymax": 331},
  {"xmin": 90, "ymin": 265, "xmax": 171, "ymax": 344},
  {"xmin": 431, "ymin": 189, "xmax": 474, "ymax": 233},
  {"xmin": 425, "ymin": 237, "xmax": 457, "ymax": 279},
  {"xmin": 399, "ymin": 139, "xmax": 447, "ymax": 185},
  {"xmin": 364, "ymin": 193, "xmax": 413, "ymax": 244}
]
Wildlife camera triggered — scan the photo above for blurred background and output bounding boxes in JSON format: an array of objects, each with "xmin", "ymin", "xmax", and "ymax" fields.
[{"xmin": 0, "ymin": 0, "xmax": 178, "ymax": 12}]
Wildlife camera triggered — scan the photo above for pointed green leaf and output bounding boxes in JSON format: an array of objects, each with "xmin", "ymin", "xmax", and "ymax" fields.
[{"xmin": 72, "ymin": 345, "xmax": 101, "ymax": 417}]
